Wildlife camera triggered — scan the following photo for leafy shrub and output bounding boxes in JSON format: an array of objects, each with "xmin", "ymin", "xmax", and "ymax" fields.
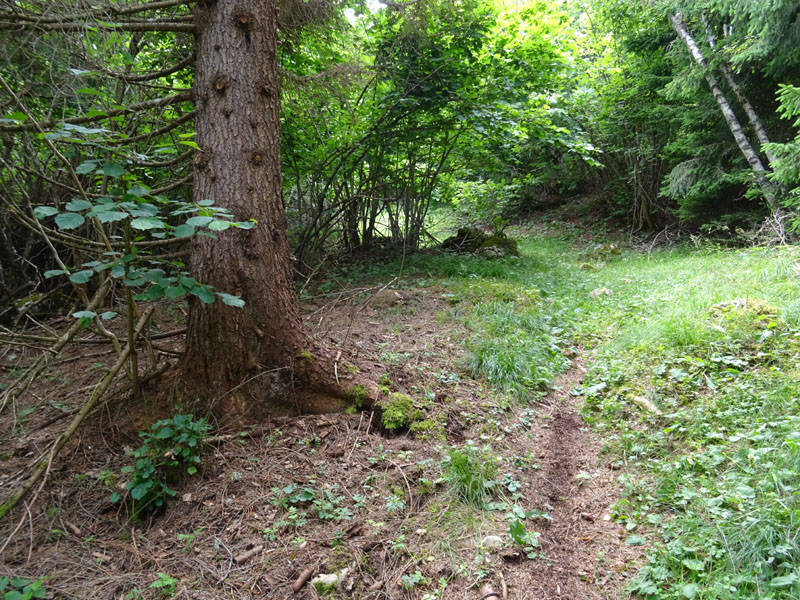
[{"xmin": 112, "ymin": 414, "xmax": 210, "ymax": 517}]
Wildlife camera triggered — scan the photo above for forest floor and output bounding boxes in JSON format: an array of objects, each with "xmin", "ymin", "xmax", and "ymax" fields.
[{"xmin": 2, "ymin": 205, "xmax": 800, "ymax": 600}]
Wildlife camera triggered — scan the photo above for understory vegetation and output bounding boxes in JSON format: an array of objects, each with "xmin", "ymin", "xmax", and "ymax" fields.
[{"xmin": 2, "ymin": 0, "xmax": 800, "ymax": 598}]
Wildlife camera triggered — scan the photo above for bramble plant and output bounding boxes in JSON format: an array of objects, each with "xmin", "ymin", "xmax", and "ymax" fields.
[{"xmin": 112, "ymin": 414, "xmax": 210, "ymax": 517}]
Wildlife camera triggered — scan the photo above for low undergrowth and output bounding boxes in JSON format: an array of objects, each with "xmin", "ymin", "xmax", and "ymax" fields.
[{"xmin": 574, "ymin": 244, "xmax": 800, "ymax": 599}]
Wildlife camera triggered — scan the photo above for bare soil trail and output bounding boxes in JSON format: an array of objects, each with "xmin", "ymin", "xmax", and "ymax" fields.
[{"xmin": 500, "ymin": 363, "xmax": 643, "ymax": 599}]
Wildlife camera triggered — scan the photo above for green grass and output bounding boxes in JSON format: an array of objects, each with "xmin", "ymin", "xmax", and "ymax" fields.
[
  {"xmin": 573, "ymin": 244, "xmax": 800, "ymax": 599},
  {"xmin": 337, "ymin": 222, "xmax": 800, "ymax": 598}
]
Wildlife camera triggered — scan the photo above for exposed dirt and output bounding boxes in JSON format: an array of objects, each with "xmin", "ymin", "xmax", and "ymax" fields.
[{"xmin": 0, "ymin": 283, "xmax": 642, "ymax": 599}]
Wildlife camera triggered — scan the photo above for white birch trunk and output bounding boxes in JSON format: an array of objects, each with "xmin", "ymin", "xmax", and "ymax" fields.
[
  {"xmin": 701, "ymin": 14, "xmax": 778, "ymax": 165},
  {"xmin": 670, "ymin": 12, "xmax": 779, "ymax": 213}
]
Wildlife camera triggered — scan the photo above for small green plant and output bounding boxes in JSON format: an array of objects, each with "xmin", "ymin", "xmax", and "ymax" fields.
[
  {"xmin": 112, "ymin": 414, "xmax": 210, "ymax": 517},
  {"xmin": 507, "ymin": 519, "xmax": 541, "ymax": 559},
  {"xmin": 0, "ymin": 577, "xmax": 47, "ymax": 600},
  {"xmin": 443, "ymin": 446, "xmax": 498, "ymax": 506},
  {"xmin": 313, "ymin": 486, "xmax": 353, "ymax": 522},
  {"xmin": 400, "ymin": 570, "xmax": 426, "ymax": 590},
  {"xmin": 177, "ymin": 527, "xmax": 203, "ymax": 553},
  {"xmin": 385, "ymin": 493, "xmax": 406, "ymax": 515},
  {"xmin": 149, "ymin": 573, "xmax": 178, "ymax": 598},
  {"xmin": 270, "ymin": 483, "xmax": 315, "ymax": 509}
]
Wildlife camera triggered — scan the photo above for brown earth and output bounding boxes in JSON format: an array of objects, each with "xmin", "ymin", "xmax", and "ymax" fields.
[{"xmin": 0, "ymin": 284, "xmax": 642, "ymax": 599}]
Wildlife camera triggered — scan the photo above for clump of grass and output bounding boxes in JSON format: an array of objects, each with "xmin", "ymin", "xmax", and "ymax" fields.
[
  {"xmin": 442, "ymin": 446, "xmax": 498, "ymax": 506},
  {"xmin": 467, "ymin": 300, "xmax": 569, "ymax": 395}
]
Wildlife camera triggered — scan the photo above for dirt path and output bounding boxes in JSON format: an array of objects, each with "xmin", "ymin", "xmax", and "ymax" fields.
[{"xmin": 500, "ymin": 362, "xmax": 643, "ymax": 599}]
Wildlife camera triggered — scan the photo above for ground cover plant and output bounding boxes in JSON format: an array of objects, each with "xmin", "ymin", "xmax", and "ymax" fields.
[{"xmin": 571, "ymin": 241, "xmax": 800, "ymax": 599}]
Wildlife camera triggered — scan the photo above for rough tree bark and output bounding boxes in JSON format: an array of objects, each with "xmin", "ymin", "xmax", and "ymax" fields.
[
  {"xmin": 176, "ymin": 0, "xmax": 375, "ymax": 422},
  {"xmin": 670, "ymin": 12, "xmax": 781, "ymax": 214}
]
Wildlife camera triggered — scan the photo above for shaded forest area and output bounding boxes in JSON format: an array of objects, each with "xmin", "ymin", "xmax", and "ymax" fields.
[{"xmin": 1, "ymin": 1, "xmax": 799, "ymax": 599}]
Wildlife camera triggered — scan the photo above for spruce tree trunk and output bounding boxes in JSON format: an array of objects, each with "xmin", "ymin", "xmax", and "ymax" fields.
[
  {"xmin": 670, "ymin": 13, "xmax": 780, "ymax": 214},
  {"xmin": 178, "ymin": 0, "xmax": 374, "ymax": 422}
]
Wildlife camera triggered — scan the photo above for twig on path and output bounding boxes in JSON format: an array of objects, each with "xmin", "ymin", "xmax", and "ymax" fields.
[{"xmin": 291, "ymin": 565, "xmax": 316, "ymax": 593}]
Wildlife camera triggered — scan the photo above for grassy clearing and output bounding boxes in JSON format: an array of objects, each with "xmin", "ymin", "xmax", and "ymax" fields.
[
  {"xmin": 572, "ymin": 245, "xmax": 800, "ymax": 599},
  {"xmin": 362, "ymin": 227, "xmax": 800, "ymax": 599}
]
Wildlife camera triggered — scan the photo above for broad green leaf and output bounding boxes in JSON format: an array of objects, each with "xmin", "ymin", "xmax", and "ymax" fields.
[
  {"xmin": 179, "ymin": 141, "xmax": 200, "ymax": 150},
  {"xmin": 145, "ymin": 286, "xmax": 165, "ymax": 300},
  {"xmin": 76, "ymin": 87, "xmax": 101, "ymax": 95},
  {"xmin": 55, "ymin": 212, "xmax": 86, "ymax": 230},
  {"xmin": 208, "ymin": 220, "xmax": 231, "ymax": 232},
  {"xmin": 100, "ymin": 311, "xmax": 118, "ymax": 320},
  {"xmin": 65, "ymin": 199, "xmax": 93, "ymax": 212},
  {"xmin": 625, "ymin": 535, "xmax": 646, "ymax": 546},
  {"xmin": 102, "ymin": 161, "xmax": 125, "ymax": 178},
  {"xmin": 69, "ymin": 270, "xmax": 94, "ymax": 284},
  {"xmin": 62, "ymin": 123, "xmax": 108, "ymax": 135},
  {"xmin": 217, "ymin": 292, "xmax": 245, "ymax": 308},
  {"xmin": 197, "ymin": 199, "xmax": 215, "ymax": 206},
  {"xmin": 72, "ymin": 310, "xmax": 96, "ymax": 320},
  {"xmin": 155, "ymin": 426, "xmax": 173, "ymax": 439},
  {"xmin": 191, "ymin": 286, "xmax": 215, "ymax": 304},
  {"xmin": 681, "ymin": 583, "xmax": 699, "ymax": 599},
  {"xmin": 109, "ymin": 492, "xmax": 121, "ymax": 503},
  {"xmin": 187, "ymin": 465, "xmax": 197, "ymax": 475},
  {"xmin": 3, "ymin": 111, "xmax": 27, "ymax": 122},
  {"xmin": 44, "ymin": 269, "xmax": 68, "ymax": 279},
  {"xmin": 185, "ymin": 216, "xmax": 213, "ymax": 227},
  {"xmin": 682, "ymin": 558, "xmax": 704, "ymax": 571},
  {"xmin": 33, "ymin": 206, "xmax": 58, "ymax": 219},
  {"xmin": 94, "ymin": 210, "xmax": 128, "ymax": 224},
  {"xmin": 770, "ymin": 574, "xmax": 798, "ymax": 588},
  {"xmin": 164, "ymin": 286, "xmax": 185, "ymax": 299},
  {"xmin": 127, "ymin": 184, "xmax": 149, "ymax": 197},
  {"xmin": 75, "ymin": 161, "xmax": 98, "ymax": 175},
  {"xmin": 130, "ymin": 217, "xmax": 165, "ymax": 230},
  {"xmin": 130, "ymin": 482, "xmax": 150, "ymax": 501},
  {"xmin": 172, "ymin": 224, "xmax": 195, "ymax": 238}
]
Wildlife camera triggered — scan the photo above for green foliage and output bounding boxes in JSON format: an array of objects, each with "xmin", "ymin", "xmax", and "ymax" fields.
[
  {"xmin": 149, "ymin": 573, "xmax": 178, "ymax": 598},
  {"xmin": 346, "ymin": 383, "xmax": 368, "ymax": 409},
  {"xmin": 507, "ymin": 518, "xmax": 541, "ymax": 559},
  {"xmin": 443, "ymin": 445, "xmax": 498, "ymax": 506},
  {"xmin": 34, "ymin": 187, "xmax": 251, "ymax": 312},
  {"xmin": 113, "ymin": 414, "xmax": 210, "ymax": 517},
  {"xmin": 400, "ymin": 571, "xmax": 426, "ymax": 590},
  {"xmin": 766, "ymin": 85, "xmax": 800, "ymax": 226},
  {"xmin": 573, "ymin": 241, "xmax": 800, "ymax": 599},
  {"xmin": 0, "ymin": 577, "xmax": 47, "ymax": 600}
]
